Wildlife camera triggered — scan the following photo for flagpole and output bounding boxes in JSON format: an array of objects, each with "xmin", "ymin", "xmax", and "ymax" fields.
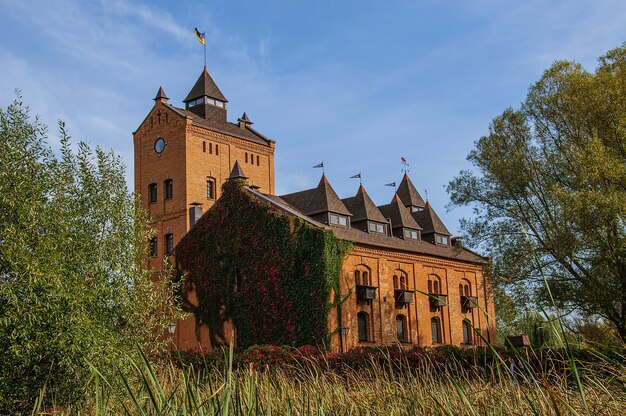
[{"xmin": 204, "ymin": 40, "xmax": 207, "ymax": 68}]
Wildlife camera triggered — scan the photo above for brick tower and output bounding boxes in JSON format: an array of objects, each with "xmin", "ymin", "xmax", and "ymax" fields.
[{"xmin": 133, "ymin": 67, "xmax": 276, "ymax": 349}]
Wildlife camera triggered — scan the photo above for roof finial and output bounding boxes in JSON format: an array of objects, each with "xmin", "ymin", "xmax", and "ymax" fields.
[{"xmin": 154, "ymin": 86, "xmax": 169, "ymax": 102}]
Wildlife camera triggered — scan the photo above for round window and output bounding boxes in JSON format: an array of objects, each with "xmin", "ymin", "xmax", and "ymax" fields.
[{"xmin": 154, "ymin": 137, "xmax": 166, "ymax": 154}]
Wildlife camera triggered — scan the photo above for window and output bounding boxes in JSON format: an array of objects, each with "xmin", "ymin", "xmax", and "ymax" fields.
[
  {"xmin": 209, "ymin": 142, "xmax": 213, "ymax": 154},
  {"xmin": 330, "ymin": 213, "xmax": 348, "ymax": 226},
  {"xmin": 245, "ymin": 152, "xmax": 248, "ymax": 163},
  {"xmin": 354, "ymin": 270, "xmax": 361, "ymax": 285},
  {"xmin": 149, "ymin": 237, "xmax": 157, "ymax": 257},
  {"xmin": 256, "ymin": 155, "xmax": 260, "ymax": 166},
  {"xmin": 460, "ymin": 281, "xmax": 471, "ymax": 298},
  {"xmin": 354, "ymin": 265, "xmax": 371, "ymax": 286},
  {"xmin": 362, "ymin": 271, "xmax": 370, "ymax": 285},
  {"xmin": 368, "ymin": 221, "xmax": 385, "ymax": 234},
  {"xmin": 462, "ymin": 320, "xmax": 473, "ymax": 345},
  {"xmin": 396, "ymin": 315, "xmax": 407, "ymax": 342},
  {"xmin": 215, "ymin": 144, "xmax": 219, "ymax": 156},
  {"xmin": 203, "ymin": 141, "xmax": 206, "ymax": 153},
  {"xmin": 206, "ymin": 178, "xmax": 215, "ymax": 199},
  {"xmin": 358, "ymin": 312, "xmax": 369, "ymax": 342},
  {"xmin": 235, "ymin": 269, "xmax": 243, "ymax": 292},
  {"xmin": 148, "ymin": 183, "xmax": 157, "ymax": 203},
  {"xmin": 435, "ymin": 234, "xmax": 449, "ymax": 245},
  {"xmin": 165, "ymin": 233, "xmax": 173, "ymax": 255},
  {"xmin": 431, "ymin": 317, "xmax": 441, "ymax": 344},
  {"xmin": 188, "ymin": 97, "xmax": 204, "ymax": 108},
  {"xmin": 394, "ymin": 271, "xmax": 408, "ymax": 290},
  {"xmin": 411, "ymin": 206, "xmax": 423, "ymax": 212},
  {"xmin": 404, "ymin": 228, "xmax": 419, "ymax": 240},
  {"xmin": 429, "ymin": 275, "xmax": 442, "ymax": 294},
  {"xmin": 164, "ymin": 179, "xmax": 173, "ymax": 199}
]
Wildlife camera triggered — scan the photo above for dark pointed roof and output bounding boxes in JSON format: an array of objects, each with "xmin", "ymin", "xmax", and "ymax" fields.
[
  {"xmin": 154, "ymin": 86, "xmax": 169, "ymax": 100},
  {"xmin": 342, "ymin": 184, "xmax": 387, "ymax": 223},
  {"xmin": 396, "ymin": 173, "xmax": 426, "ymax": 208},
  {"xmin": 280, "ymin": 175, "xmax": 351, "ymax": 216},
  {"xmin": 184, "ymin": 67, "xmax": 228, "ymax": 103},
  {"xmin": 378, "ymin": 194, "xmax": 422, "ymax": 230},
  {"xmin": 228, "ymin": 160, "xmax": 247, "ymax": 180},
  {"xmin": 411, "ymin": 202, "xmax": 451, "ymax": 235},
  {"xmin": 238, "ymin": 112, "xmax": 252, "ymax": 124}
]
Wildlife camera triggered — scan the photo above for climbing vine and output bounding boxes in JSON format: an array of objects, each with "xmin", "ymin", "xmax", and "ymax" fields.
[{"xmin": 175, "ymin": 179, "xmax": 351, "ymax": 349}]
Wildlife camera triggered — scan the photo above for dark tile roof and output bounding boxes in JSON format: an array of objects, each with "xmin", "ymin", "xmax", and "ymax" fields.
[
  {"xmin": 229, "ymin": 160, "xmax": 247, "ymax": 180},
  {"xmin": 184, "ymin": 67, "xmax": 228, "ymax": 103},
  {"xmin": 168, "ymin": 105, "xmax": 273, "ymax": 147},
  {"xmin": 248, "ymin": 188, "xmax": 485, "ymax": 265},
  {"xmin": 396, "ymin": 173, "xmax": 426, "ymax": 208},
  {"xmin": 378, "ymin": 194, "xmax": 422, "ymax": 230},
  {"xmin": 342, "ymin": 184, "xmax": 388, "ymax": 223},
  {"xmin": 280, "ymin": 175, "xmax": 352, "ymax": 216},
  {"xmin": 154, "ymin": 86, "xmax": 168, "ymax": 100},
  {"xmin": 411, "ymin": 202, "xmax": 452, "ymax": 235}
]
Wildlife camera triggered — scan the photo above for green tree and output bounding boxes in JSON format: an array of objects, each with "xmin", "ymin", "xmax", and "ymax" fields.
[
  {"xmin": 447, "ymin": 45, "xmax": 626, "ymax": 342},
  {"xmin": 0, "ymin": 96, "xmax": 178, "ymax": 413}
]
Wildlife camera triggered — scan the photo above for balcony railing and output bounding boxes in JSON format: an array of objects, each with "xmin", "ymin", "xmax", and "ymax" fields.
[
  {"xmin": 461, "ymin": 295, "xmax": 479, "ymax": 311},
  {"xmin": 395, "ymin": 289, "xmax": 414, "ymax": 305},
  {"xmin": 356, "ymin": 284, "xmax": 377, "ymax": 301},
  {"xmin": 429, "ymin": 293, "xmax": 447, "ymax": 309}
]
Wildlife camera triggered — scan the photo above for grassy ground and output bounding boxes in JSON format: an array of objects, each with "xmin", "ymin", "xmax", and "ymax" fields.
[{"xmin": 35, "ymin": 346, "xmax": 626, "ymax": 415}]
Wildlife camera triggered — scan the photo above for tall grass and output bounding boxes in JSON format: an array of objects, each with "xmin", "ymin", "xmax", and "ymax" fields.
[{"xmin": 32, "ymin": 342, "xmax": 626, "ymax": 416}]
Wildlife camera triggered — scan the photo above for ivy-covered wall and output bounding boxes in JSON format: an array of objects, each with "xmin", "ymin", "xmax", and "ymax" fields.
[{"xmin": 175, "ymin": 179, "xmax": 351, "ymax": 349}]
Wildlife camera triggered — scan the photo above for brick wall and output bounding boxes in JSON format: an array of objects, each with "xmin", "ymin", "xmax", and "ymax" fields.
[{"xmin": 331, "ymin": 245, "xmax": 496, "ymax": 352}]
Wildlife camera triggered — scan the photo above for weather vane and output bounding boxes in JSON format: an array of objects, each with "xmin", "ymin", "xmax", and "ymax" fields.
[{"xmin": 401, "ymin": 157, "xmax": 410, "ymax": 173}]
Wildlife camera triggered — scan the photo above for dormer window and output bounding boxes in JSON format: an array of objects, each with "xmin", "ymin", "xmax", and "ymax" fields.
[
  {"xmin": 186, "ymin": 96, "xmax": 226, "ymax": 109},
  {"xmin": 403, "ymin": 229, "xmax": 419, "ymax": 240},
  {"xmin": 411, "ymin": 206, "xmax": 423, "ymax": 212},
  {"xmin": 330, "ymin": 213, "xmax": 348, "ymax": 226},
  {"xmin": 368, "ymin": 221, "xmax": 385, "ymax": 234},
  {"xmin": 435, "ymin": 234, "xmax": 449, "ymax": 246},
  {"xmin": 187, "ymin": 97, "xmax": 204, "ymax": 108}
]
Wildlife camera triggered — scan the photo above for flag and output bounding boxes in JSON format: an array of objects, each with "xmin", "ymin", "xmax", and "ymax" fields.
[
  {"xmin": 350, "ymin": 173, "xmax": 361, "ymax": 179},
  {"xmin": 194, "ymin": 27, "xmax": 205, "ymax": 45},
  {"xmin": 385, "ymin": 182, "xmax": 396, "ymax": 187},
  {"xmin": 313, "ymin": 162, "xmax": 324, "ymax": 168}
]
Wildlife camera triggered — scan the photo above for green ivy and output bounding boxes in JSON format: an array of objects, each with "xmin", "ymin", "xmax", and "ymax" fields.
[{"xmin": 175, "ymin": 179, "xmax": 351, "ymax": 349}]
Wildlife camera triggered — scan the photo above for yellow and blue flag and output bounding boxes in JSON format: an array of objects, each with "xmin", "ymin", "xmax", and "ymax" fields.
[{"xmin": 194, "ymin": 27, "xmax": 205, "ymax": 45}]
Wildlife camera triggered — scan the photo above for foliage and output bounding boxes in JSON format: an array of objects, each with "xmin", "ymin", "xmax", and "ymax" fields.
[
  {"xmin": 0, "ymin": 97, "xmax": 178, "ymax": 413},
  {"xmin": 175, "ymin": 179, "xmax": 351, "ymax": 349},
  {"xmin": 41, "ymin": 344, "xmax": 626, "ymax": 415},
  {"xmin": 447, "ymin": 44, "xmax": 626, "ymax": 341}
]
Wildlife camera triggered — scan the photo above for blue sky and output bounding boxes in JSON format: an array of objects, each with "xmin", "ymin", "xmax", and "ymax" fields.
[{"xmin": 1, "ymin": 0, "xmax": 624, "ymax": 235}]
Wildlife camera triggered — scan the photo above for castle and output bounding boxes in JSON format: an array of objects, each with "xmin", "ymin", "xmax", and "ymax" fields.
[{"xmin": 133, "ymin": 67, "xmax": 496, "ymax": 352}]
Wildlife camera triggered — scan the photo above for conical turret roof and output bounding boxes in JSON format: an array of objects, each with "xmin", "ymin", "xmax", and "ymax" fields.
[
  {"xmin": 378, "ymin": 194, "xmax": 421, "ymax": 230},
  {"xmin": 411, "ymin": 202, "xmax": 451, "ymax": 235},
  {"xmin": 280, "ymin": 175, "xmax": 351, "ymax": 216},
  {"xmin": 228, "ymin": 160, "xmax": 247, "ymax": 180},
  {"xmin": 396, "ymin": 173, "xmax": 425, "ymax": 208},
  {"xmin": 184, "ymin": 67, "xmax": 228, "ymax": 103},
  {"xmin": 342, "ymin": 184, "xmax": 387, "ymax": 223},
  {"xmin": 154, "ymin": 86, "xmax": 169, "ymax": 100}
]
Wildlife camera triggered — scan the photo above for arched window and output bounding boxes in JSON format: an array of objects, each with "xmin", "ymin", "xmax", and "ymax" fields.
[
  {"xmin": 354, "ymin": 270, "xmax": 361, "ymax": 285},
  {"xmin": 431, "ymin": 317, "xmax": 441, "ymax": 344},
  {"xmin": 393, "ymin": 275, "xmax": 398, "ymax": 288},
  {"xmin": 396, "ymin": 315, "xmax": 407, "ymax": 342},
  {"xmin": 357, "ymin": 312, "xmax": 369, "ymax": 342},
  {"xmin": 400, "ymin": 275, "xmax": 407, "ymax": 290},
  {"xmin": 429, "ymin": 275, "xmax": 442, "ymax": 294},
  {"xmin": 362, "ymin": 271, "xmax": 370, "ymax": 285},
  {"xmin": 462, "ymin": 319, "xmax": 472, "ymax": 345}
]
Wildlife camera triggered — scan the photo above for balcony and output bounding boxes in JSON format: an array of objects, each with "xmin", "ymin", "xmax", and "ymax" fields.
[
  {"xmin": 356, "ymin": 284, "xmax": 377, "ymax": 301},
  {"xmin": 461, "ymin": 295, "xmax": 479, "ymax": 311},
  {"xmin": 395, "ymin": 289, "xmax": 414, "ymax": 305},
  {"xmin": 429, "ymin": 293, "xmax": 447, "ymax": 309}
]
